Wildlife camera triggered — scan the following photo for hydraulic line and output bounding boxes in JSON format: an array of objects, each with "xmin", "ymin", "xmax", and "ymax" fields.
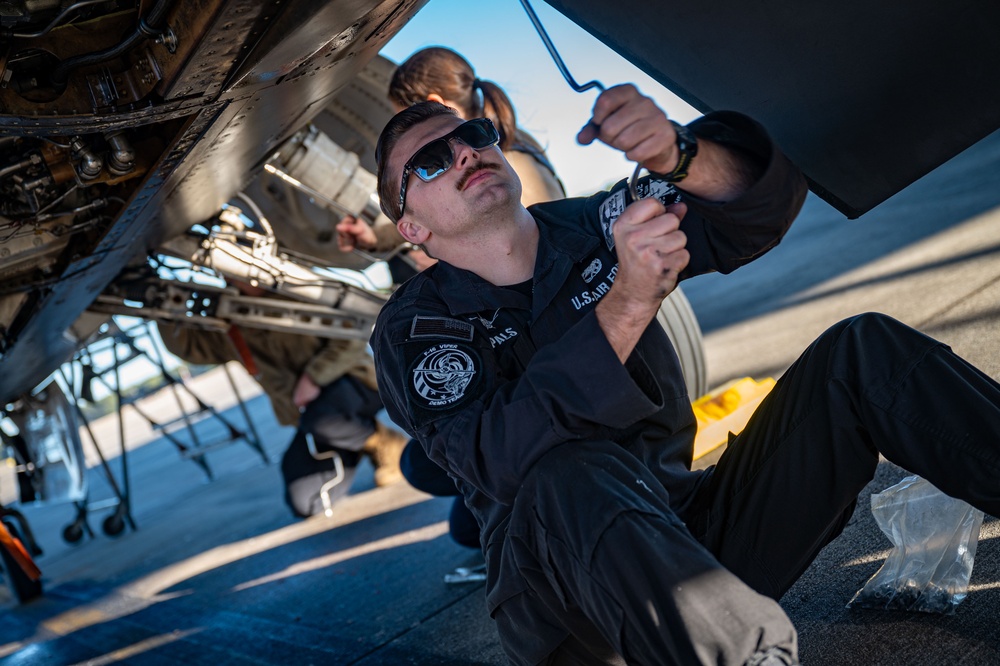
[
  {"xmin": 10, "ymin": 0, "xmax": 110, "ymax": 39},
  {"xmin": 51, "ymin": 0, "xmax": 173, "ymax": 84}
]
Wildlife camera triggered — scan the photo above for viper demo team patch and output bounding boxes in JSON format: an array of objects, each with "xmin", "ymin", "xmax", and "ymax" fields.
[{"xmin": 409, "ymin": 343, "xmax": 480, "ymax": 409}]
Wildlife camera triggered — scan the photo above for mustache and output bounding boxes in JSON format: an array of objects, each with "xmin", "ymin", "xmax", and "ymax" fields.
[{"xmin": 456, "ymin": 162, "xmax": 501, "ymax": 190}]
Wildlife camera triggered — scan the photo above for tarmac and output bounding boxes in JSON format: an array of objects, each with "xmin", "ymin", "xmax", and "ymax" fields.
[{"xmin": 5, "ymin": 126, "xmax": 1000, "ymax": 664}]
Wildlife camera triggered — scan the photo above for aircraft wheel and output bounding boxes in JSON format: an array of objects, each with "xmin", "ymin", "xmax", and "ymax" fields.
[
  {"xmin": 656, "ymin": 287, "xmax": 708, "ymax": 399},
  {"xmin": 102, "ymin": 512, "xmax": 126, "ymax": 538},
  {"xmin": 62, "ymin": 521, "xmax": 84, "ymax": 544}
]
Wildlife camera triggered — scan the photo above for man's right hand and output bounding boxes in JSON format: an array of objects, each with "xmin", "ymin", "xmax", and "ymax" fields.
[
  {"xmin": 615, "ymin": 199, "xmax": 690, "ymax": 304},
  {"xmin": 579, "ymin": 84, "xmax": 755, "ymax": 203},
  {"xmin": 595, "ymin": 199, "xmax": 690, "ymax": 363},
  {"xmin": 293, "ymin": 372, "xmax": 322, "ymax": 410},
  {"xmin": 336, "ymin": 215, "xmax": 379, "ymax": 252}
]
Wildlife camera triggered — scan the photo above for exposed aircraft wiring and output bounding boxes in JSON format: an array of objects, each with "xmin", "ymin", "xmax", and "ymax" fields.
[
  {"xmin": 9, "ymin": 0, "xmax": 111, "ymax": 39},
  {"xmin": 0, "ymin": 246, "xmax": 119, "ymax": 295},
  {"xmin": 232, "ymin": 192, "xmax": 276, "ymax": 239},
  {"xmin": 51, "ymin": 0, "xmax": 175, "ymax": 84}
]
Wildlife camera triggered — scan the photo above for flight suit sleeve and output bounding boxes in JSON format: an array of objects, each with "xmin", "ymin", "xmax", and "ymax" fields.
[
  {"xmin": 156, "ymin": 322, "xmax": 237, "ymax": 366},
  {"xmin": 677, "ymin": 110, "xmax": 808, "ymax": 277},
  {"xmin": 302, "ymin": 337, "xmax": 371, "ymax": 387},
  {"xmin": 373, "ymin": 298, "xmax": 664, "ymax": 506},
  {"xmin": 531, "ymin": 111, "xmax": 808, "ymax": 280},
  {"xmin": 555, "ymin": 110, "xmax": 807, "ymax": 279}
]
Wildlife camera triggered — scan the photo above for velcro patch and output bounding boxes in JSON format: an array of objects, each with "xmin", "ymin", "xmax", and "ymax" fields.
[
  {"xmin": 599, "ymin": 180, "xmax": 683, "ymax": 251},
  {"xmin": 647, "ymin": 179, "xmax": 682, "ymax": 205},
  {"xmin": 410, "ymin": 315, "xmax": 475, "ymax": 341},
  {"xmin": 599, "ymin": 189, "xmax": 626, "ymax": 251},
  {"xmin": 409, "ymin": 343, "xmax": 479, "ymax": 409}
]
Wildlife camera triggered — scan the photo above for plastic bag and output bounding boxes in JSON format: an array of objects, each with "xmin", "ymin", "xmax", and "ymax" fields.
[{"xmin": 848, "ymin": 475, "xmax": 984, "ymax": 614}]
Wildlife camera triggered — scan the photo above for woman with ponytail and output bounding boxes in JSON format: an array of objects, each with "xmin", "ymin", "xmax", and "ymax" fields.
[{"xmin": 386, "ymin": 46, "xmax": 566, "ymax": 206}]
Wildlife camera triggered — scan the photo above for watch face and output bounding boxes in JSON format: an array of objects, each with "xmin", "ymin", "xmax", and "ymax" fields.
[
  {"xmin": 666, "ymin": 121, "xmax": 697, "ymax": 182},
  {"xmin": 673, "ymin": 122, "xmax": 697, "ymax": 154}
]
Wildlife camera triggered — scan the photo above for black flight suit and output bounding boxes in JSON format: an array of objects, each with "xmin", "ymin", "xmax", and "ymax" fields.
[{"xmin": 373, "ymin": 112, "xmax": 1000, "ymax": 664}]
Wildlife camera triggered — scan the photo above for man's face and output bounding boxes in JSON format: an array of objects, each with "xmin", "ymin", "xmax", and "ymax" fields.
[{"xmin": 389, "ymin": 114, "xmax": 521, "ymax": 245}]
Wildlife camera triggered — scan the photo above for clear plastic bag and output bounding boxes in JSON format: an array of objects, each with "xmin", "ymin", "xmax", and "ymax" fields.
[{"xmin": 848, "ymin": 475, "xmax": 984, "ymax": 614}]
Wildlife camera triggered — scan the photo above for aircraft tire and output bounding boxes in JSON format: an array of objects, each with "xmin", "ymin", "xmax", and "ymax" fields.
[{"xmin": 656, "ymin": 287, "xmax": 707, "ymax": 400}]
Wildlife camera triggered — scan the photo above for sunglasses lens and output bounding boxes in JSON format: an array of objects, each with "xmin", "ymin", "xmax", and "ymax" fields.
[
  {"xmin": 400, "ymin": 120, "xmax": 503, "ymax": 219},
  {"xmin": 455, "ymin": 119, "xmax": 499, "ymax": 149},
  {"xmin": 411, "ymin": 140, "xmax": 454, "ymax": 181},
  {"xmin": 409, "ymin": 119, "xmax": 500, "ymax": 182}
]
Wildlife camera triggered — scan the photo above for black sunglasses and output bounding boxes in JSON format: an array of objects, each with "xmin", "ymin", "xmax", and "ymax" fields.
[{"xmin": 397, "ymin": 118, "xmax": 500, "ymax": 219}]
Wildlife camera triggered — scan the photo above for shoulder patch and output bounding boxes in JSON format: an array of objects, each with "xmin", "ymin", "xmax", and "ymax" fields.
[
  {"xmin": 410, "ymin": 315, "xmax": 475, "ymax": 341},
  {"xmin": 598, "ymin": 189, "xmax": 626, "ymax": 251},
  {"xmin": 647, "ymin": 179, "xmax": 682, "ymax": 206},
  {"xmin": 409, "ymin": 343, "xmax": 480, "ymax": 409},
  {"xmin": 599, "ymin": 180, "xmax": 683, "ymax": 251}
]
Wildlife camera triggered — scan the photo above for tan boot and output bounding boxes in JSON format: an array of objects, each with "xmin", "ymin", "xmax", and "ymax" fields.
[{"xmin": 363, "ymin": 423, "xmax": 407, "ymax": 487}]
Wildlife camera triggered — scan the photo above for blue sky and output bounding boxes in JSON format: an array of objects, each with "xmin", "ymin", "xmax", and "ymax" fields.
[{"xmin": 378, "ymin": 0, "xmax": 698, "ymax": 196}]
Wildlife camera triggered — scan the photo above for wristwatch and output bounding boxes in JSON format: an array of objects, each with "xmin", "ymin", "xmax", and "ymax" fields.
[{"xmin": 654, "ymin": 121, "xmax": 698, "ymax": 183}]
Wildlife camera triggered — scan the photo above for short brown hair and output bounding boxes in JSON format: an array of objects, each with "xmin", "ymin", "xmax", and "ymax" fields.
[{"xmin": 376, "ymin": 101, "xmax": 458, "ymax": 222}]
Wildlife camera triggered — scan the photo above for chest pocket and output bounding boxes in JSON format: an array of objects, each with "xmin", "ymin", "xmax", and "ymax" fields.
[
  {"xmin": 518, "ymin": 243, "xmax": 629, "ymax": 371},
  {"xmin": 466, "ymin": 309, "xmax": 534, "ymax": 382}
]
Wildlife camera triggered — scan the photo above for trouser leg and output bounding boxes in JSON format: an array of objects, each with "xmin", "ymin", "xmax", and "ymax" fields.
[
  {"xmin": 400, "ymin": 438, "xmax": 480, "ymax": 547},
  {"xmin": 281, "ymin": 376, "xmax": 382, "ymax": 517},
  {"xmin": 694, "ymin": 312, "xmax": 1000, "ymax": 599},
  {"xmin": 447, "ymin": 497, "xmax": 481, "ymax": 548},
  {"xmin": 299, "ymin": 375, "xmax": 383, "ymax": 453},
  {"xmin": 498, "ymin": 440, "xmax": 796, "ymax": 666},
  {"xmin": 400, "ymin": 438, "xmax": 458, "ymax": 495}
]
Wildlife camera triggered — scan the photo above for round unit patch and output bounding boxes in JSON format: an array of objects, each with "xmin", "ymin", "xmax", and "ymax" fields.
[{"xmin": 410, "ymin": 343, "xmax": 479, "ymax": 408}]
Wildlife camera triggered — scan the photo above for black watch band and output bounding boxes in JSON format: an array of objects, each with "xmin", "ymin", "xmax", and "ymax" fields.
[{"xmin": 653, "ymin": 121, "xmax": 698, "ymax": 183}]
